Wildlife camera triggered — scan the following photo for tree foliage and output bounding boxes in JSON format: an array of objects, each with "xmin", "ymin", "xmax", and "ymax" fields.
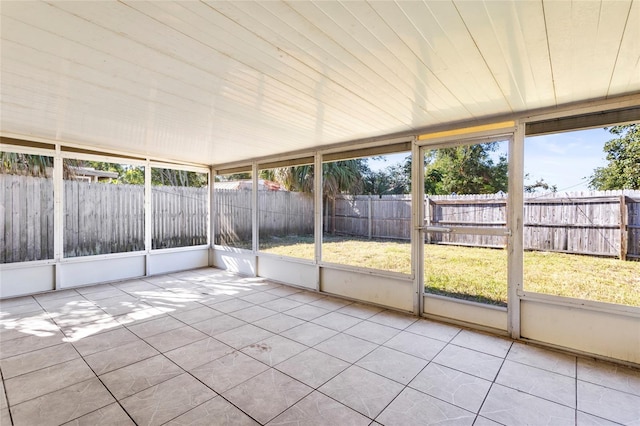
[
  {"xmin": 362, "ymin": 164, "xmax": 409, "ymax": 196},
  {"xmin": 404, "ymin": 143, "xmax": 508, "ymax": 195},
  {"xmin": 589, "ymin": 124, "xmax": 640, "ymax": 190},
  {"xmin": 262, "ymin": 158, "xmax": 414, "ymax": 198},
  {"xmin": 0, "ymin": 155, "xmax": 207, "ymax": 188},
  {"xmin": 322, "ymin": 160, "xmax": 367, "ymax": 197},
  {"xmin": 259, "ymin": 160, "xmax": 366, "ymax": 198},
  {"xmin": 224, "ymin": 172, "xmax": 251, "ymax": 181},
  {"xmin": 65, "ymin": 161, "xmax": 207, "ymax": 187},
  {"xmin": 3, "ymin": 139, "xmax": 514, "ymax": 197},
  {"xmin": 524, "ymin": 176, "xmax": 557, "ymax": 193},
  {"xmin": 151, "ymin": 167, "xmax": 207, "ymax": 187},
  {"xmin": 263, "ymin": 144, "xmax": 509, "ymax": 197},
  {"xmin": 0, "ymin": 152, "xmax": 52, "ymax": 176}
]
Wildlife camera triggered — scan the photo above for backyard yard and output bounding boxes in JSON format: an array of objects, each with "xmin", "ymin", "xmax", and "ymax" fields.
[{"xmin": 259, "ymin": 236, "xmax": 640, "ymax": 307}]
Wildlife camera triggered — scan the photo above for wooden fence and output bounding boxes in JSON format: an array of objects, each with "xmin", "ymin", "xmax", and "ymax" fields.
[
  {"xmin": 330, "ymin": 191, "xmax": 640, "ymax": 259},
  {"xmin": 3, "ymin": 173, "xmax": 639, "ymax": 263},
  {"xmin": 213, "ymin": 189, "xmax": 314, "ymax": 246},
  {"xmin": 214, "ymin": 189, "xmax": 252, "ymax": 246},
  {"xmin": 1, "ymin": 175, "xmax": 54, "ymax": 263},
  {"xmin": 328, "ymin": 195, "xmax": 412, "ymax": 240},
  {"xmin": 259, "ymin": 190, "xmax": 314, "ymax": 238},
  {"xmin": 64, "ymin": 180, "xmax": 145, "ymax": 257},
  {"xmin": 151, "ymin": 185, "xmax": 207, "ymax": 250},
  {"xmin": 1, "ymin": 175, "xmax": 208, "ymax": 262}
]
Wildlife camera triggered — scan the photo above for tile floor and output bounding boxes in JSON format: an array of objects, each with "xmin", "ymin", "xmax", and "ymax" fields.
[{"xmin": 1, "ymin": 267, "xmax": 639, "ymax": 426}]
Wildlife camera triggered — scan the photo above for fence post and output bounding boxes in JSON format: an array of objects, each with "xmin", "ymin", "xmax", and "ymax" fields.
[
  {"xmin": 620, "ymin": 195, "xmax": 627, "ymax": 261},
  {"xmin": 324, "ymin": 198, "xmax": 329, "ymax": 234},
  {"xmin": 368, "ymin": 195, "xmax": 372, "ymax": 239},
  {"xmin": 331, "ymin": 198, "xmax": 336, "ymax": 235},
  {"xmin": 425, "ymin": 196, "xmax": 431, "ymax": 244}
]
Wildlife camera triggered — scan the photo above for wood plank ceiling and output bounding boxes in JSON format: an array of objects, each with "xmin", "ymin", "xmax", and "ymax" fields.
[{"xmin": 1, "ymin": 1, "xmax": 639, "ymax": 165}]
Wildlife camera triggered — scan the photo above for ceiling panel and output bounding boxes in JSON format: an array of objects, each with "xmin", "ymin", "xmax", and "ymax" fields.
[
  {"xmin": 454, "ymin": 0, "xmax": 555, "ymax": 111},
  {"xmin": 333, "ymin": 1, "xmax": 465, "ymax": 120},
  {"xmin": 545, "ymin": 0, "xmax": 633, "ymax": 105},
  {"xmin": 1, "ymin": 0, "xmax": 638, "ymax": 166},
  {"xmin": 246, "ymin": 1, "xmax": 418, "ymax": 123},
  {"xmin": 395, "ymin": 1, "xmax": 512, "ymax": 117},
  {"xmin": 608, "ymin": 0, "xmax": 640, "ymax": 95}
]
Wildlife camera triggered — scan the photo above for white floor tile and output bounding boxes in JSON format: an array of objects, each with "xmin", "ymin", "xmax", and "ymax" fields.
[{"xmin": 480, "ymin": 384, "xmax": 575, "ymax": 426}]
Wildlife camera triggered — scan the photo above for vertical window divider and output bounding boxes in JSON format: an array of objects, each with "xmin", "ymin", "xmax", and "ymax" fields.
[
  {"xmin": 507, "ymin": 124, "xmax": 525, "ymax": 338},
  {"xmin": 208, "ymin": 166, "xmax": 214, "ymax": 253},
  {"xmin": 251, "ymin": 162, "xmax": 259, "ymax": 254},
  {"xmin": 411, "ymin": 138, "xmax": 423, "ymax": 316},
  {"xmin": 53, "ymin": 144, "xmax": 63, "ymax": 288},
  {"xmin": 314, "ymin": 152, "xmax": 323, "ymax": 290},
  {"xmin": 144, "ymin": 160, "xmax": 152, "ymax": 274}
]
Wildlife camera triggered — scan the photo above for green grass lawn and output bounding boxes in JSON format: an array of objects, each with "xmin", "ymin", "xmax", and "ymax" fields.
[{"xmin": 259, "ymin": 235, "xmax": 640, "ymax": 307}]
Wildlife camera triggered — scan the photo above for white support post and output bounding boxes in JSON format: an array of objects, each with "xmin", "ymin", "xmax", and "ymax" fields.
[
  {"xmin": 53, "ymin": 145, "xmax": 63, "ymax": 289},
  {"xmin": 251, "ymin": 163, "xmax": 258, "ymax": 256},
  {"xmin": 314, "ymin": 152, "xmax": 323, "ymax": 291},
  {"xmin": 367, "ymin": 195, "xmax": 372, "ymax": 239},
  {"xmin": 411, "ymin": 140, "xmax": 424, "ymax": 316},
  {"xmin": 144, "ymin": 160, "xmax": 152, "ymax": 275},
  {"xmin": 507, "ymin": 125, "xmax": 525, "ymax": 338},
  {"xmin": 209, "ymin": 166, "xmax": 215, "ymax": 266}
]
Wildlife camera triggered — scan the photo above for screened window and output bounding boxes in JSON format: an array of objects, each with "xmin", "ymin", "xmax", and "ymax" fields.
[
  {"xmin": 1, "ymin": 151, "xmax": 54, "ymax": 263},
  {"xmin": 152, "ymin": 167, "xmax": 208, "ymax": 249},
  {"xmin": 63, "ymin": 159, "xmax": 144, "ymax": 257},
  {"xmin": 214, "ymin": 170, "xmax": 252, "ymax": 249},
  {"xmin": 523, "ymin": 125, "xmax": 640, "ymax": 307},
  {"xmin": 258, "ymin": 160, "xmax": 314, "ymax": 260},
  {"xmin": 322, "ymin": 150, "xmax": 412, "ymax": 274}
]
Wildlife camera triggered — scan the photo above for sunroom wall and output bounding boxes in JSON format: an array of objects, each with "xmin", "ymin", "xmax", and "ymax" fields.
[
  {"xmin": 1, "ymin": 97, "xmax": 639, "ymax": 367},
  {"xmin": 210, "ymin": 102, "xmax": 640, "ymax": 367},
  {"xmin": 0, "ymin": 141, "xmax": 210, "ymax": 298}
]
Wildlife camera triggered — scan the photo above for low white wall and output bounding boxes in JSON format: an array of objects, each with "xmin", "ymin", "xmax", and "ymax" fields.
[
  {"xmin": 147, "ymin": 248, "xmax": 208, "ymax": 276},
  {"xmin": 0, "ymin": 248, "xmax": 210, "ymax": 297},
  {"xmin": 59, "ymin": 255, "xmax": 146, "ymax": 288},
  {"xmin": 212, "ymin": 247, "xmax": 256, "ymax": 276},
  {"xmin": 423, "ymin": 294, "xmax": 508, "ymax": 332},
  {"xmin": 521, "ymin": 299, "xmax": 640, "ymax": 365},
  {"xmin": 0, "ymin": 263, "xmax": 55, "ymax": 298},
  {"xmin": 257, "ymin": 255, "xmax": 317, "ymax": 290},
  {"xmin": 320, "ymin": 266, "xmax": 414, "ymax": 312}
]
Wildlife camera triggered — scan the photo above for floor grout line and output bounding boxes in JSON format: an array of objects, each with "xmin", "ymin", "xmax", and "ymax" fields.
[
  {"xmin": 575, "ymin": 356, "xmax": 579, "ymax": 425},
  {"xmin": 0, "ymin": 368, "xmax": 15, "ymax": 426},
  {"xmin": 371, "ymin": 327, "xmax": 467, "ymax": 424},
  {"xmin": 474, "ymin": 340, "xmax": 514, "ymax": 424},
  {"xmin": 77, "ymin": 352, "xmax": 140, "ymax": 425}
]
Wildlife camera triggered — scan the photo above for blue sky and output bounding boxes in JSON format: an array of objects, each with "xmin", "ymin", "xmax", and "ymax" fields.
[
  {"xmin": 368, "ymin": 128, "xmax": 610, "ymax": 192},
  {"xmin": 524, "ymin": 128, "xmax": 607, "ymax": 192}
]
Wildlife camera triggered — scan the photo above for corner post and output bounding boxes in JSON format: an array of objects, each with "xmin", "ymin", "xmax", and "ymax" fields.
[
  {"xmin": 411, "ymin": 139, "xmax": 424, "ymax": 316},
  {"xmin": 53, "ymin": 145, "xmax": 63, "ymax": 289},
  {"xmin": 507, "ymin": 124, "xmax": 525, "ymax": 339}
]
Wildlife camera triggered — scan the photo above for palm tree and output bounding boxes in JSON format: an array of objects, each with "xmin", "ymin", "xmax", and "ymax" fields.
[
  {"xmin": 322, "ymin": 160, "xmax": 364, "ymax": 198},
  {"xmin": 266, "ymin": 160, "xmax": 364, "ymax": 197}
]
